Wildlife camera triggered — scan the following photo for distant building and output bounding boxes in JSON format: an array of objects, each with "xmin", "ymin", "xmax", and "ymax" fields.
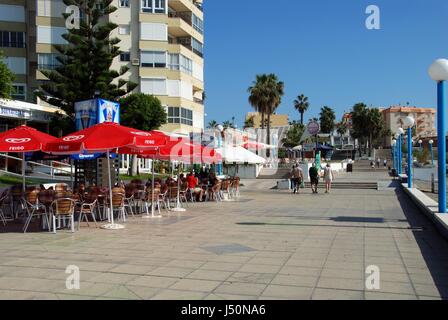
[
  {"xmin": 246, "ymin": 112, "xmax": 289, "ymax": 129},
  {"xmin": 381, "ymin": 106, "xmax": 436, "ymax": 147}
]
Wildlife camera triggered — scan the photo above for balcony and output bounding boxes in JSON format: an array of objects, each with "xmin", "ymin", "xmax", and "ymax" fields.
[
  {"xmin": 168, "ymin": 7, "xmax": 203, "ymax": 36},
  {"xmin": 169, "ymin": 36, "xmax": 203, "ymax": 58}
]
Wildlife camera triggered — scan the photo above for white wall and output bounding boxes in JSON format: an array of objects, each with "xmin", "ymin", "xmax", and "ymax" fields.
[
  {"xmin": 140, "ymin": 78, "xmax": 167, "ymax": 96},
  {"xmin": 2, "ymin": 57, "xmax": 26, "ymax": 74},
  {"xmin": 0, "ymin": 4, "xmax": 25, "ymax": 22},
  {"xmin": 37, "ymin": 26, "xmax": 67, "ymax": 44},
  {"xmin": 193, "ymin": 109, "xmax": 204, "ymax": 130},
  {"xmin": 167, "ymin": 79, "xmax": 180, "ymax": 97},
  {"xmin": 192, "ymin": 61, "xmax": 203, "ymax": 82},
  {"xmin": 140, "ymin": 23, "xmax": 167, "ymax": 41},
  {"xmin": 37, "ymin": 0, "xmax": 66, "ymax": 17},
  {"xmin": 180, "ymin": 81, "xmax": 193, "ymax": 100}
]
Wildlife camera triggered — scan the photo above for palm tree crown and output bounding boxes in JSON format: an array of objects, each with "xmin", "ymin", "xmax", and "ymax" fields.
[{"xmin": 294, "ymin": 94, "xmax": 309, "ymax": 125}]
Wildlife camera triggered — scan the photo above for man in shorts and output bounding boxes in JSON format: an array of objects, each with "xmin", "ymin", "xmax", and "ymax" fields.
[
  {"xmin": 290, "ymin": 165, "xmax": 304, "ymax": 194},
  {"xmin": 309, "ymin": 163, "xmax": 319, "ymax": 194}
]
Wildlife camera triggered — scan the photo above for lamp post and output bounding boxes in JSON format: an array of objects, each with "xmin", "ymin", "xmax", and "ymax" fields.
[
  {"xmin": 216, "ymin": 124, "xmax": 224, "ymax": 176},
  {"xmin": 429, "ymin": 58, "xmax": 448, "ymax": 213},
  {"xmin": 397, "ymin": 127, "xmax": 404, "ymax": 175},
  {"xmin": 429, "ymin": 139, "xmax": 434, "ymax": 166},
  {"xmin": 418, "ymin": 139, "xmax": 423, "ymax": 151},
  {"xmin": 392, "ymin": 139, "xmax": 397, "ymax": 173},
  {"xmin": 403, "ymin": 116, "xmax": 415, "ymax": 188}
]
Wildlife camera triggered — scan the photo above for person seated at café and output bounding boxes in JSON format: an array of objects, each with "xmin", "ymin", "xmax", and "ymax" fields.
[{"xmin": 187, "ymin": 172, "xmax": 204, "ymax": 202}]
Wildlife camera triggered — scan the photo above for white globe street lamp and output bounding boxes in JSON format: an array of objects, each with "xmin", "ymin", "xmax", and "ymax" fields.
[{"xmin": 429, "ymin": 59, "xmax": 448, "ymax": 212}]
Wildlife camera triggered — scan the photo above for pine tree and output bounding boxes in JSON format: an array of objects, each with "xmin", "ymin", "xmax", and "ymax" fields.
[
  {"xmin": 0, "ymin": 51, "xmax": 15, "ymax": 99},
  {"xmin": 36, "ymin": 0, "xmax": 137, "ymax": 118}
]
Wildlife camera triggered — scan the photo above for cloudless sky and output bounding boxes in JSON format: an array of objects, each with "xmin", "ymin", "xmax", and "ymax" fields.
[{"xmin": 202, "ymin": 0, "xmax": 448, "ymax": 128}]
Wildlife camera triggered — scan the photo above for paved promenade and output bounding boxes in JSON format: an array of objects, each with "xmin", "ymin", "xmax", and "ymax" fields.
[{"xmin": 1, "ymin": 173, "xmax": 448, "ymax": 299}]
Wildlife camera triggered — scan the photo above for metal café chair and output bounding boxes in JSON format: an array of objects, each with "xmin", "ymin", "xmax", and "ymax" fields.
[{"xmin": 50, "ymin": 198, "xmax": 76, "ymax": 233}]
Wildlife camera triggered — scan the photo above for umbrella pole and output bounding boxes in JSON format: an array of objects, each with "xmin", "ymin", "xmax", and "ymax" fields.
[
  {"xmin": 143, "ymin": 152, "xmax": 162, "ymax": 219},
  {"xmin": 171, "ymin": 162, "xmax": 186, "ymax": 212},
  {"xmin": 22, "ymin": 153, "xmax": 25, "ymax": 193},
  {"xmin": 101, "ymin": 150, "xmax": 124, "ymax": 230}
]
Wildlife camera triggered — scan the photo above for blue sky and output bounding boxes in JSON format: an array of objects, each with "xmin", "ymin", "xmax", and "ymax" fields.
[{"xmin": 203, "ymin": 0, "xmax": 448, "ymax": 128}]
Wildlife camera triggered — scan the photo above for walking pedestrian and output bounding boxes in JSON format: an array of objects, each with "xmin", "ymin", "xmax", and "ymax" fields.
[
  {"xmin": 309, "ymin": 163, "xmax": 319, "ymax": 194},
  {"xmin": 290, "ymin": 165, "xmax": 304, "ymax": 194},
  {"xmin": 376, "ymin": 158, "xmax": 381, "ymax": 168},
  {"xmin": 383, "ymin": 159, "xmax": 387, "ymax": 168},
  {"xmin": 324, "ymin": 164, "xmax": 334, "ymax": 193}
]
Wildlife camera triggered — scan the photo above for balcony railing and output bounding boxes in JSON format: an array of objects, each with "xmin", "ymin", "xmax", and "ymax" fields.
[{"xmin": 193, "ymin": 97, "xmax": 203, "ymax": 104}]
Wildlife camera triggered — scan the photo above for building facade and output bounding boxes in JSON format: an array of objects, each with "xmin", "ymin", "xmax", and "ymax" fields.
[
  {"xmin": 0, "ymin": 0, "xmax": 205, "ymax": 135},
  {"xmin": 381, "ymin": 106, "xmax": 436, "ymax": 147},
  {"xmin": 245, "ymin": 112, "xmax": 289, "ymax": 129}
]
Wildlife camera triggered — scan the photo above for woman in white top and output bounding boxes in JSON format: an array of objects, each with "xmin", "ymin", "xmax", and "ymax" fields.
[{"xmin": 324, "ymin": 164, "xmax": 334, "ymax": 193}]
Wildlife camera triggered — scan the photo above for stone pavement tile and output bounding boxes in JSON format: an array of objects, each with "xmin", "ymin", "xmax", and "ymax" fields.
[
  {"xmin": 88, "ymin": 272, "xmax": 138, "ymax": 285},
  {"xmin": 0, "ymin": 289, "xmax": 58, "ymax": 300},
  {"xmin": 226, "ymin": 272, "xmax": 275, "ymax": 285},
  {"xmin": 0, "ymin": 266, "xmax": 17, "ymax": 276},
  {"xmin": 278, "ymin": 266, "xmax": 322, "ymax": 277},
  {"xmin": 413, "ymin": 283, "xmax": 448, "ymax": 298},
  {"xmin": 150, "ymin": 289, "xmax": 207, "ymax": 300},
  {"xmin": 375, "ymin": 281, "xmax": 415, "ymax": 295},
  {"xmin": 238, "ymin": 264, "xmax": 282, "ymax": 274},
  {"xmin": 418, "ymin": 296, "xmax": 442, "ymax": 300},
  {"xmin": 56, "ymin": 293, "xmax": 96, "ymax": 300},
  {"xmin": 55, "ymin": 282, "xmax": 117, "ymax": 297},
  {"xmin": 124, "ymin": 285, "xmax": 161, "ymax": 300},
  {"xmin": 147, "ymin": 266, "xmax": 195, "ymax": 278},
  {"xmin": 255, "ymin": 251, "xmax": 292, "ymax": 259},
  {"xmin": 166, "ymin": 259, "xmax": 207, "ymax": 269},
  {"xmin": 377, "ymin": 272, "xmax": 410, "ymax": 283},
  {"xmin": 409, "ymin": 273, "xmax": 448, "ymax": 286},
  {"xmin": 205, "ymin": 293, "xmax": 257, "ymax": 300},
  {"xmin": 186, "ymin": 270, "xmax": 233, "ymax": 281},
  {"xmin": 127, "ymin": 275, "xmax": 178, "ymax": 288},
  {"xmin": 200, "ymin": 262, "xmax": 244, "ymax": 272},
  {"xmin": 365, "ymin": 292, "xmax": 417, "ymax": 300},
  {"xmin": 170, "ymin": 279, "xmax": 221, "ymax": 292},
  {"xmin": 271, "ymin": 274, "xmax": 318, "ymax": 288},
  {"xmin": 215, "ymin": 282, "xmax": 267, "ymax": 296},
  {"xmin": 284, "ymin": 259, "xmax": 326, "ymax": 268},
  {"xmin": 100, "ymin": 285, "xmax": 143, "ymax": 300},
  {"xmin": 317, "ymin": 277, "xmax": 364, "ymax": 291},
  {"xmin": 323, "ymin": 261, "xmax": 364, "ymax": 271},
  {"xmin": 108, "ymin": 264, "xmax": 157, "ymax": 275},
  {"xmin": 367, "ymin": 263, "xmax": 407, "ymax": 274},
  {"xmin": 209, "ymin": 255, "xmax": 252, "ymax": 264},
  {"xmin": 311, "ymin": 288, "xmax": 364, "ymax": 300},
  {"xmin": 365, "ymin": 257, "xmax": 404, "ymax": 266},
  {"xmin": 45, "ymin": 270, "xmax": 103, "ymax": 281},
  {"xmin": 0, "ymin": 276, "xmax": 62, "ymax": 292},
  {"xmin": 247, "ymin": 257, "xmax": 288, "ymax": 266},
  {"xmin": 8, "ymin": 267, "xmax": 54, "ymax": 279},
  {"xmin": 260, "ymin": 285, "xmax": 313, "ymax": 300},
  {"xmin": 320, "ymin": 268, "xmax": 363, "ymax": 280}
]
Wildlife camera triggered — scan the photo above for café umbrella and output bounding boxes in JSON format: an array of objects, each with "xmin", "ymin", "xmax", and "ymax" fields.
[
  {"xmin": 0, "ymin": 125, "xmax": 57, "ymax": 192},
  {"xmin": 44, "ymin": 122, "xmax": 168, "ymax": 230}
]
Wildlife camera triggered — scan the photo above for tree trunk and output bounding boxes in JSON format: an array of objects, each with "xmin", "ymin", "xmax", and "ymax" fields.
[
  {"xmin": 261, "ymin": 112, "xmax": 265, "ymax": 130},
  {"xmin": 267, "ymin": 113, "xmax": 271, "ymax": 158},
  {"xmin": 300, "ymin": 112, "xmax": 304, "ymax": 125},
  {"xmin": 131, "ymin": 155, "xmax": 138, "ymax": 176}
]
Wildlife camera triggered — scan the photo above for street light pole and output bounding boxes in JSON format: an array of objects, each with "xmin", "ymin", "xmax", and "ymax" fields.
[
  {"xmin": 429, "ymin": 140, "xmax": 434, "ymax": 166},
  {"xmin": 397, "ymin": 128, "xmax": 404, "ymax": 175},
  {"xmin": 429, "ymin": 59, "xmax": 448, "ymax": 213}
]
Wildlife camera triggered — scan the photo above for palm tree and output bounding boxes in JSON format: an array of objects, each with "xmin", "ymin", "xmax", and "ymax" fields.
[
  {"xmin": 336, "ymin": 123, "xmax": 347, "ymax": 145},
  {"xmin": 319, "ymin": 106, "xmax": 336, "ymax": 134},
  {"xmin": 222, "ymin": 120, "xmax": 235, "ymax": 129},
  {"xmin": 207, "ymin": 120, "xmax": 217, "ymax": 129},
  {"xmin": 264, "ymin": 74, "xmax": 284, "ymax": 156},
  {"xmin": 294, "ymin": 94, "xmax": 309, "ymax": 125},
  {"xmin": 248, "ymin": 74, "xmax": 269, "ymax": 130}
]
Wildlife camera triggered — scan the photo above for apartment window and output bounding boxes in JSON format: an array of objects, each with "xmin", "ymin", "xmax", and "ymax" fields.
[
  {"xmin": 168, "ymin": 107, "xmax": 193, "ymax": 126},
  {"xmin": 38, "ymin": 53, "xmax": 62, "ymax": 70},
  {"xmin": 191, "ymin": 38, "xmax": 203, "ymax": 57},
  {"xmin": 180, "ymin": 55, "xmax": 192, "ymax": 75},
  {"xmin": 154, "ymin": 0, "xmax": 166, "ymax": 13},
  {"xmin": 119, "ymin": 0, "xmax": 130, "ymax": 7},
  {"xmin": 141, "ymin": 0, "xmax": 166, "ymax": 14},
  {"xmin": 11, "ymin": 84, "xmax": 26, "ymax": 101},
  {"xmin": 0, "ymin": 31, "xmax": 25, "ymax": 48},
  {"xmin": 168, "ymin": 54, "xmax": 179, "ymax": 70},
  {"xmin": 120, "ymin": 52, "xmax": 131, "ymax": 62},
  {"xmin": 141, "ymin": 51, "xmax": 166, "ymax": 68},
  {"xmin": 192, "ymin": 14, "xmax": 204, "ymax": 34},
  {"xmin": 118, "ymin": 25, "xmax": 130, "ymax": 35}
]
